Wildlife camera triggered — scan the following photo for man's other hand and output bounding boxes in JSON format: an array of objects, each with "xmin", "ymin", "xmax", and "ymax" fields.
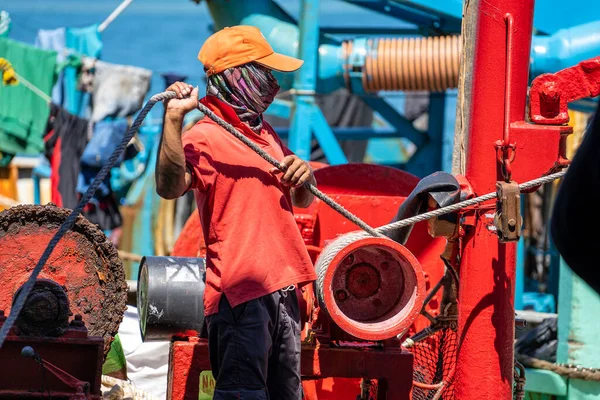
[
  {"xmin": 165, "ymin": 82, "xmax": 198, "ymax": 115},
  {"xmin": 270, "ymin": 155, "xmax": 314, "ymax": 188}
]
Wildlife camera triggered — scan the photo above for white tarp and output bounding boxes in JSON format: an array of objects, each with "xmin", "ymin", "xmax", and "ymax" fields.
[{"xmin": 118, "ymin": 306, "xmax": 170, "ymax": 399}]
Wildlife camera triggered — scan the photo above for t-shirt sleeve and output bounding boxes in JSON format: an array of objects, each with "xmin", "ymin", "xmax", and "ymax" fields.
[{"xmin": 181, "ymin": 125, "xmax": 216, "ymax": 193}]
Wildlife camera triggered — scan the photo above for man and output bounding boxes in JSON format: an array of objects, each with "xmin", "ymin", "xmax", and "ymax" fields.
[{"xmin": 155, "ymin": 26, "xmax": 317, "ymax": 399}]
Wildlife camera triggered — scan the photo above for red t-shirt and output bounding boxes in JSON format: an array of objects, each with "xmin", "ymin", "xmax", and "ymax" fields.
[{"xmin": 182, "ymin": 96, "xmax": 317, "ymax": 316}]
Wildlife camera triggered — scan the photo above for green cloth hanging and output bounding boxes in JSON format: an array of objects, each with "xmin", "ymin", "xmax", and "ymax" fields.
[
  {"xmin": 102, "ymin": 333, "xmax": 128, "ymax": 379},
  {"xmin": 0, "ymin": 37, "xmax": 57, "ymax": 159}
]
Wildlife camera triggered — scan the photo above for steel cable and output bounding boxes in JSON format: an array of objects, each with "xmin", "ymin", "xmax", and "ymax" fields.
[{"xmin": 0, "ymin": 89, "xmax": 568, "ymax": 349}]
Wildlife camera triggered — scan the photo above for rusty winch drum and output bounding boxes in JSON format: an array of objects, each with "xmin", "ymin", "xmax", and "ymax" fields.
[{"xmin": 315, "ymin": 233, "xmax": 426, "ymax": 341}]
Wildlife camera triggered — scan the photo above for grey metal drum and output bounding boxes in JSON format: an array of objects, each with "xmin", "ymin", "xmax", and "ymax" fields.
[{"xmin": 137, "ymin": 256, "xmax": 206, "ymax": 341}]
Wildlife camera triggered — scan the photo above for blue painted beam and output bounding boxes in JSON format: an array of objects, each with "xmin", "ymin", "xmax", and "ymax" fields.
[
  {"xmin": 288, "ymin": 0, "xmax": 320, "ymax": 160},
  {"xmin": 441, "ymin": 90, "xmax": 457, "ymax": 173},
  {"xmin": 265, "ymin": 99, "xmax": 292, "ymax": 120},
  {"xmin": 362, "ymin": 97, "xmax": 427, "ymax": 147},
  {"xmin": 276, "ymin": 126, "xmax": 398, "ymax": 139},
  {"xmin": 515, "ymin": 220, "xmax": 525, "ymax": 311},
  {"xmin": 557, "ymin": 258, "xmax": 600, "ymax": 368},
  {"xmin": 311, "ymin": 106, "xmax": 348, "ymax": 165},
  {"xmin": 523, "ymin": 368, "xmax": 567, "ymax": 396},
  {"xmin": 339, "ymin": 0, "xmax": 461, "ymax": 33},
  {"xmin": 404, "ymin": 92, "xmax": 445, "ymax": 177},
  {"xmin": 394, "ymin": 0, "xmax": 463, "ymax": 23},
  {"xmin": 530, "ymin": 20, "xmax": 600, "ymax": 78},
  {"xmin": 319, "ymin": 26, "xmax": 420, "ymax": 35}
]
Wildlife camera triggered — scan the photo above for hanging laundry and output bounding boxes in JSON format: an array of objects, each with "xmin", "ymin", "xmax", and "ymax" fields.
[
  {"xmin": 0, "ymin": 11, "xmax": 10, "ymax": 38},
  {"xmin": 80, "ymin": 119, "xmax": 128, "ymax": 168},
  {"xmin": 64, "ymin": 25, "xmax": 103, "ymax": 116},
  {"xmin": 90, "ymin": 60, "xmax": 152, "ymax": 122},
  {"xmin": 77, "ymin": 166, "xmax": 123, "ymax": 231},
  {"xmin": 78, "ymin": 56, "xmax": 96, "ymax": 93},
  {"xmin": 0, "ymin": 38, "xmax": 57, "ymax": 164},
  {"xmin": 44, "ymin": 104, "xmax": 90, "ymax": 209},
  {"xmin": 35, "ymin": 27, "xmax": 66, "ymax": 104}
]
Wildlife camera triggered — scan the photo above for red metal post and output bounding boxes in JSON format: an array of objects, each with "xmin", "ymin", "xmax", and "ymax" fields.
[{"xmin": 455, "ymin": 0, "xmax": 535, "ymax": 399}]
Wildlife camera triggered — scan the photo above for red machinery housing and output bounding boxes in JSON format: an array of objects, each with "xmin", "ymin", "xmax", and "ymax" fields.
[
  {"xmin": 167, "ymin": 163, "xmax": 447, "ymax": 400},
  {"xmin": 0, "ymin": 204, "xmax": 127, "ymax": 399}
]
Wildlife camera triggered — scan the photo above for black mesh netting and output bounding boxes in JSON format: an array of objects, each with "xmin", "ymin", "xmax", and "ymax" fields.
[{"xmin": 408, "ymin": 328, "xmax": 458, "ymax": 400}]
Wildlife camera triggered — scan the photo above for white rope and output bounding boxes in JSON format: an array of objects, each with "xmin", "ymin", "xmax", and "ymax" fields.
[
  {"xmin": 376, "ymin": 170, "xmax": 567, "ymax": 233},
  {"xmin": 98, "ymin": 0, "xmax": 134, "ymax": 33},
  {"xmin": 14, "ymin": 72, "xmax": 52, "ymax": 104}
]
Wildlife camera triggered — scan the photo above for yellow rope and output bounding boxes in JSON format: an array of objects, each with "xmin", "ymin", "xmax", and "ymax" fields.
[{"xmin": 0, "ymin": 58, "xmax": 18, "ymax": 85}]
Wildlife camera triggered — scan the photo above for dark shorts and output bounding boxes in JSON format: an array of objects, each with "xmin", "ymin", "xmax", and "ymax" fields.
[{"xmin": 206, "ymin": 288, "xmax": 302, "ymax": 400}]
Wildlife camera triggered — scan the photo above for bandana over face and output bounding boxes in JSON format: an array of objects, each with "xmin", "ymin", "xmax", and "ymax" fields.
[{"xmin": 206, "ymin": 63, "xmax": 280, "ymax": 130}]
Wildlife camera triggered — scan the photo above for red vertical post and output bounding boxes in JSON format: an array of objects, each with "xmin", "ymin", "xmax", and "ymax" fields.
[{"xmin": 455, "ymin": 0, "xmax": 534, "ymax": 399}]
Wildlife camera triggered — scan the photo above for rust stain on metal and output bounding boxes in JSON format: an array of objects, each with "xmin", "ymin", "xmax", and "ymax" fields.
[{"xmin": 0, "ymin": 204, "xmax": 127, "ymax": 357}]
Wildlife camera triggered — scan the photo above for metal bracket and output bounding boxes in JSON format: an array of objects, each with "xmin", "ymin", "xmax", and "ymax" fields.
[
  {"xmin": 529, "ymin": 56, "xmax": 600, "ymax": 125},
  {"xmin": 494, "ymin": 181, "xmax": 522, "ymax": 242}
]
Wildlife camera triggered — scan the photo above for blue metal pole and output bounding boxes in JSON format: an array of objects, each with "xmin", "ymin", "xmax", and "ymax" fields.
[
  {"xmin": 288, "ymin": 0, "xmax": 320, "ymax": 160},
  {"xmin": 442, "ymin": 90, "xmax": 457, "ymax": 173},
  {"xmin": 405, "ymin": 92, "xmax": 445, "ymax": 177},
  {"xmin": 557, "ymin": 257, "xmax": 600, "ymax": 398},
  {"xmin": 32, "ymin": 175, "xmax": 41, "ymax": 205},
  {"xmin": 288, "ymin": 0, "xmax": 348, "ymax": 164},
  {"xmin": 515, "ymin": 219, "xmax": 525, "ymax": 311}
]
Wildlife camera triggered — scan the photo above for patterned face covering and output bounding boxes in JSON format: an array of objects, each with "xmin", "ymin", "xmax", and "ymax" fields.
[{"xmin": 206, "ymin": 62, "xmax": 280, "ymax": 130}]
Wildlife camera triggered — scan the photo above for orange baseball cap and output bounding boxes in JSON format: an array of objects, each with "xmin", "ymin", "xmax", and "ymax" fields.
[{"xmin": 198, "ymin": 25, "xmax": 303, "ymax": 76}]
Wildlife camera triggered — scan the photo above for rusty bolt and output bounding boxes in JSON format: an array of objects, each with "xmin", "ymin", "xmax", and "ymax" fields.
[
  {"xmin": 70, "ymin": 314, "xmax": 85, "ymax": 328},
  {"xmin": 343, "ymin": 254, "xmax": 355, "ymax": 265},
  {"xmin": 335, "ymin": 290, "xmax": 348, "ymax": 302},
  {"xmin": 541, "ymin": 82, "xmax": 559, "ymax": 102}
]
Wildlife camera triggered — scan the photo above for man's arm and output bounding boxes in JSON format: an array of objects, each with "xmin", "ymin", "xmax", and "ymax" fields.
[
  {"xmin": 291, "ymin": 175, "xmax": 316, "ymax": 208},
  {"xmin": 156, "ymin": 82, "xmax": 198, "ymax": 199},
  {"xmin": 271, "ymin": 155, "xmax": 316, "ymax": 208}
]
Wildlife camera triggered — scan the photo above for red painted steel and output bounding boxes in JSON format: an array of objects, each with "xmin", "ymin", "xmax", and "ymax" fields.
[
  {"xmin": 320, "ymin": 236, "xmax": 426, "ymax": 341},
  {"xmin": 170, "ymin": 163, "xmax": 445, "ymax": 399},
  {"xmin": 168, "ymin": 339, "xmax": 413, "ymax": 400},
  {"xmin": 456, "ymin": 0, "xmax": 535, "ymax": 398},
  {"xmin": 529, "ymin": 56, "xmax": 600, "ymax": 125},
  {"xmin": 0, "ymin": 205, "xmax": 127, "ymax": 356},
  {"xmin": 0, "ymin": 317, "xmax": 104, "ymax": 399}
]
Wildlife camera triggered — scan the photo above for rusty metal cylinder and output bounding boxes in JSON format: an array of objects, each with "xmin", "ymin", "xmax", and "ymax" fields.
[
  {"xmin": 315, "ymin": 233, "xmax": 426, "ymax": 341},
  {"xmin": 345, "ymin": 35, "xmax": 461, "ymax": 93}
]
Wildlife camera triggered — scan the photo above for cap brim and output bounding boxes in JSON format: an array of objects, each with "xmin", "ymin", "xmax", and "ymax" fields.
[{"xmin": 254, "ymin": 52, "xmax": 303, "ymax": 73}]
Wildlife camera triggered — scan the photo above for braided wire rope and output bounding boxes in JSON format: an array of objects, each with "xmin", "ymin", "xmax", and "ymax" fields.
[
  {"xmin": 196, "ymin": 101, "xmax": 383, "ymax": 237},
  {"xmin": 0, "ymin": 91, "xmax": 177, "ymax": 348},
  {"xmin": 0, "ymin": 89, "xmax": 568, "ymax": 348},
  {"xmin": 376, "ymin": 170, "xmax": 566, "ymax": 233}
]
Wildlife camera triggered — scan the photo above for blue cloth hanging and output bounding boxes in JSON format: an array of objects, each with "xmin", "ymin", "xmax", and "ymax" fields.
[{"xmin": 64, "ymin": 25, "xmax": 102, "ymax": 116}]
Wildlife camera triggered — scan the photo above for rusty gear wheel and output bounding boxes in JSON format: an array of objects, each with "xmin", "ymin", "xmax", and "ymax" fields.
[{"xmin": 0, "ymin": 204, "xmax": 127, "ymax": 357}]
